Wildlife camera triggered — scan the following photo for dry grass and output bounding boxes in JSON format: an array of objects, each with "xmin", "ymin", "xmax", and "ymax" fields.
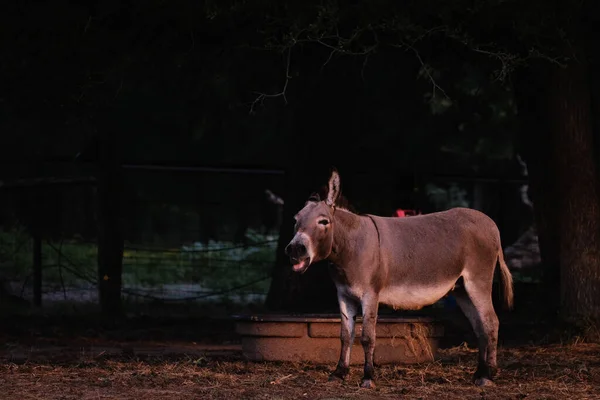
[{"xmin": 1, "ymin": 339, "xmax": 598, "ymax": 400}]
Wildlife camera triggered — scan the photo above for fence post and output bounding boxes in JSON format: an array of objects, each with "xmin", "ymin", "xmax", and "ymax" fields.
[
  {"xmin": 33, "ymin": 233, "xmax": 42, "ymax": 307},
  {"xmin": 97, "ymin": 128, "xmax": 125, "ymax": 316}
]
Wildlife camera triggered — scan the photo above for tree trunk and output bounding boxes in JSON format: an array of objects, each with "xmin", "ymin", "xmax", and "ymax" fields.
[
  {"xmin": 97, "ymin": 129, "xmax": 125, "ymax": 316},
  {"xmin": 264, "ymin": 75, "xmax": 343, "ymax": 312},
  {"xmin": 549, "ymin": 47, "xmax": 600, "ymax": 323},
  {"xmin": 515, "ymin": 36, "xmax": 600, "ymax": 323},
  {"xmin": 265, "ymin": 57, "xmax": 352, "ymax": 312}
]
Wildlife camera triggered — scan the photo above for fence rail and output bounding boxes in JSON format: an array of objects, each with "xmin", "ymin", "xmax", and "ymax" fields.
[{"xmin": 0, "ymin": 163, "xmax": 538, "ymax": 314}]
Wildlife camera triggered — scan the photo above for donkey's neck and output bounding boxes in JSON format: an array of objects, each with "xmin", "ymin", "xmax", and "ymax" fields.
[{"xmin": 327, "ymin": 209, "xmax": 373, "ymax": 267}]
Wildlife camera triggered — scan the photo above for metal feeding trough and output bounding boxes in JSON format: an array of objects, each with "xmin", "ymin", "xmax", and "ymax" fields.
[{"xmin": 232, "ymin": 314, "xmax": 444, "ymax": 365}]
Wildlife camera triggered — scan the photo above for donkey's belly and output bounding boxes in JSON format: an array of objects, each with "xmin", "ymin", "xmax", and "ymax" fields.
[{"xmin": 378, "ymin": 281, "xmax": 456, "ymax": 310}]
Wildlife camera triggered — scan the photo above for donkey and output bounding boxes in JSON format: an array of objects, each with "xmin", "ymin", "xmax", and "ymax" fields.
[{"xmin": 285, "ymin": 169, "xmax": 514, "ymax": 388}]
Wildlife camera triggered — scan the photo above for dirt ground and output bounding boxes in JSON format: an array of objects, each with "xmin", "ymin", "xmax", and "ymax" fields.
[{"xmin": 1, "ymin": 336, "xmax": 598, "ymax": 400}]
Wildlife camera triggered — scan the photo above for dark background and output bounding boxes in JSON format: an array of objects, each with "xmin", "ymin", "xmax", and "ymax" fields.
[{"xmin": 1, "ymin": 0, "xmax": 599, "ymax": 342}]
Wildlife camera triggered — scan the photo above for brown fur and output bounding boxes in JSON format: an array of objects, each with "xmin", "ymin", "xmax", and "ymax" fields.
[{"xmin": 285, "ymin": 170, "xmax": 514, "ymax": 388}]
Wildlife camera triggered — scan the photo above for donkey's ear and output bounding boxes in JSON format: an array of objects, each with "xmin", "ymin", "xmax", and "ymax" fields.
[{"xmin": 326, "ymin": 169, "xmax": 341, "ymax": 206}]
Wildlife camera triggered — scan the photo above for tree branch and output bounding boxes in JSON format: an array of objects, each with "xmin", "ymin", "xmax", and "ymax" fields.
[
  {"xmin": 252, "ymin": 15, "xmax": 566, "ymax": 109},
  {"xmin": 393, "ymin": 41, "xmax": 449, "ymax": 101},
  {"xmin": 249, "ymin": 47, "xmax": 292, "ymax": 115}
]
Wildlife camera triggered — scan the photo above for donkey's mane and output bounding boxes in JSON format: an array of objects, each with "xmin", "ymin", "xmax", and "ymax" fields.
[
  {"xmin": 333, "ymin": 194, "xmax": 355, "ymax": 212},
  {"xmin": 308, "ymin": 186, "xmax": 357, "ymax": 213}
]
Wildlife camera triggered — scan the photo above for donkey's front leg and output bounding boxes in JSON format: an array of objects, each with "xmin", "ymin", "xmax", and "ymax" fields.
[
  {"xmin": 329, "ymin": 293, "xmax": 359, "ymax": 382},
  {"xmin": 360, "ymin": 293, "xmax": 379, "ymax": 389}
]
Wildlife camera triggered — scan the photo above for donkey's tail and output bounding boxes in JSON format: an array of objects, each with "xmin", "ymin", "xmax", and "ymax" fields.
[{"xmin": 497, "ymin": 248, "xmax": 514, "ymax": 310}]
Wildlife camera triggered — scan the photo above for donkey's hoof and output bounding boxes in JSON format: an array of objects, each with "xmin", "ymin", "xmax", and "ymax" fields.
[
  {"xmin": 360, "ymin": 379, "xmax": 376, "ymax": 389},
  {"xmin": 474, "ymin": 377, "xmax": 494, "ymax": 387},
  {"xmin": 328, "ymin": 366, "xmax": 349, "ymax": 382}
]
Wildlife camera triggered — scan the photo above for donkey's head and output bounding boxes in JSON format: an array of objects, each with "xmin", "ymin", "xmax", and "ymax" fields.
[{"xmin": 285, "ymin": 169, "xmax": 341, "ymax": 273}]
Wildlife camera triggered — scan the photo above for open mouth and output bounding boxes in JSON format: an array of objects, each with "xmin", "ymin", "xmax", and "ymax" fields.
[{"xmin": 291, "ymin": 257, "xmax": 311, "ymax": 273}]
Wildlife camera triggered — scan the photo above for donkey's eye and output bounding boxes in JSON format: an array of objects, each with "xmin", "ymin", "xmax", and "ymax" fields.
[{"xmin": 318, "ymin": 219, "xmax": 329, "ymax": 226}]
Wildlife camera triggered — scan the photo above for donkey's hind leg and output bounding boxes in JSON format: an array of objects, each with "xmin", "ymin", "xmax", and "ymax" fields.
[{"xmin": 453, "ymin": 279, "xmax": 499, "ymax": 386}]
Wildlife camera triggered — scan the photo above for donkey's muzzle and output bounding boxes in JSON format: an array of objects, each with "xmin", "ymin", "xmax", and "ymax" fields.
[
  {"xmin": 285, "ymin": 242, "xmax": 311, "ymax": 273},
  {"xmin": 285, "ymin": 242, "xmax": 307, "ymax": 259}
]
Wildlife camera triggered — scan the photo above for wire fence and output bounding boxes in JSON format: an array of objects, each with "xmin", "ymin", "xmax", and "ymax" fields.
[
  {"xmin": 0, "ymin": 165, "xmax": 285, "ymax": 312},
  {"xmin": 0, "ymin": 235, "xmax": 279, "ymax": 308}
]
